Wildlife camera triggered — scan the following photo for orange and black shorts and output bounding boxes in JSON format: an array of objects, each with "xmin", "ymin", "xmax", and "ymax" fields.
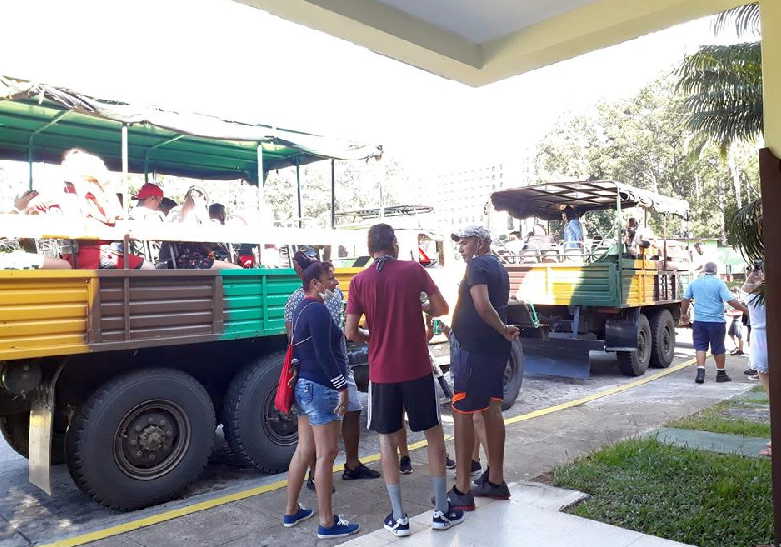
[{"xmin": 450, "ymin": 336, "xmax": 507, "ymax": 414}]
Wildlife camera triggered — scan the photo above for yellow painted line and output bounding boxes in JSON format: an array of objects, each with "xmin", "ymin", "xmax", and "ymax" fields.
[
  {"xmin": 40, "ymin": 356, "xmax": 696, "ymax": 547},
  {"xmin": 504, "ymin": 356, "xmax": 697, "ymax": 426}
]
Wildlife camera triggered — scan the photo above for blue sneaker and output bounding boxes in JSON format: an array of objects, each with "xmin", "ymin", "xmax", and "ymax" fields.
[
  {"xmin": 432, "ymin": 504, "xmax": 465, "ymax": 530},
  {"xmin": 383, "ymin": 513, "xmax": 411, "ymax": 537},
  {"xmin": 317, "ymin": 515, "xmax": 360, "ymax": 539},
  {"xmin": 282, "ymin": 505, "xmax": 314, "ymax": 528}
]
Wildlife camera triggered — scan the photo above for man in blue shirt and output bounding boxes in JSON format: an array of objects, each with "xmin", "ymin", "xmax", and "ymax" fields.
[
  {"xmin": 562, "ymin": 206, "xmax": 585, "ymax": 249},
  {"xmin": 681, "ymin": 262, "xmax": 748, "ymax": 383}
]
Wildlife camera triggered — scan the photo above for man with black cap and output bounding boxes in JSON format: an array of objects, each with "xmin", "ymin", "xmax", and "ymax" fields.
[{"xmin": 449, "ymin": 225, "xmax": 519, "ymax": 510}]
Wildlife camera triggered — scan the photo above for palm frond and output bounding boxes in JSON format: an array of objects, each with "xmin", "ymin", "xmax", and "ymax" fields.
[
  {"xmin": 725, "ymin": 197, "xmax": 763, "ymax": 262},
  {"xmin": 713, "ymin": 3, "xmax": 760, "ymax": 37},
  {"xmin": 675, "ymin": 42, "xmax": 763, "ymax": 149},
  {"xmin": 726, "ymin": 197, "xmax": 765, "ymax": 305}
]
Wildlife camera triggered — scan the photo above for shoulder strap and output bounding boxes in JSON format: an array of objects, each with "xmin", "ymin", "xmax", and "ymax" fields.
[{"xmin": 291, "ymin": 302, "xmax": 315, "ymax": 346}]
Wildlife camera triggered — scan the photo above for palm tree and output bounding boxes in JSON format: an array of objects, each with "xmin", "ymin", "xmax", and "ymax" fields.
[{"xmin": 677, "ymin": 2, "xmax": 763, "ymax": 277}]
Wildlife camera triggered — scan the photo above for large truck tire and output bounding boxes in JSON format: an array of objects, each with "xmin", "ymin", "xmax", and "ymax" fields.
[
  {"xmin": 65, "ymin": 369, "xmax": 216, "ymax": 511},
  {"xmin": 617, "ymin": 313, "xmax": 651, "ymax": 376},
  {"xmin": 501, "ymin": 338, "xmax": 525, "ymax": 411},
  {"xmin": 649, "ymin": 309, "xmax": 676, "ymax": 368},
  {"xmin": 222, "ymin": 352, "xmax": 297, "ymax": 473},
  {"xmin": 0, "ymin": 413, "xmax": 66, "ymax": 464}
]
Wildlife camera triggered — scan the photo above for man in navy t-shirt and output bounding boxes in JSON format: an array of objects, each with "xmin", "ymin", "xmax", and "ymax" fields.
[{"xmin": 450, "ymin": 225, "xmax": 519, "ymax": 509}]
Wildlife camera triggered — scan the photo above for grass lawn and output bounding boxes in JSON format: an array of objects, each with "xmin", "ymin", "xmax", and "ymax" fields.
[
  {"xmin": 668, "ymin": 399, "xmax": 770, "ymax": 438},
  {"xmin": 553, "ymin": 438, "xmax": 772, "ymax": 547}
]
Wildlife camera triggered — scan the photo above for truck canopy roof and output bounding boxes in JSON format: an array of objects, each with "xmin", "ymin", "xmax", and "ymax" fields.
[
  {"xmin": 0, "ymin": 76, "xmax": 383, "ymax": 183},
  {"xmin": 491, "ymin": 180, "xmax": 690, "ymax": 221}
]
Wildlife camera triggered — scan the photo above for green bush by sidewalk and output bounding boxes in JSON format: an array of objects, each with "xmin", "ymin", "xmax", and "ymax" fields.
[{"xmin": 553, "ymin": 438, "xmax": 772, "ymax": 547}]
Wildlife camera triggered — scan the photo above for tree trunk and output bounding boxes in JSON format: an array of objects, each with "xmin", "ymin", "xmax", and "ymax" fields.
[{"xmin": 728, "ymin": 145, "xmax": 743, "ymax": 209}]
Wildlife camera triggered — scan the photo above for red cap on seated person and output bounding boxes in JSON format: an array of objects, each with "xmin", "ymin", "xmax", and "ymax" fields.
[{"xmin": 133, "ymin": 183, "xmax": 164, "ymax": 200}]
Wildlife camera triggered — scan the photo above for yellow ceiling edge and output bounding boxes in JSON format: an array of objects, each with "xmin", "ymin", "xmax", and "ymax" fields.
[
  {"xmin": 235, "ymin": 0, "xmax": 484, "ymax": 82},
  {"xmin": 760, "ymin": 0, "xmax": 780, "ymax": 154},
  {"xmin": 479, "ymin": 0, "xmax": 750, "ymax": 84},
  {"xmin": 235, "ymin": 0, "xmax": 750, "ymax": 87}
]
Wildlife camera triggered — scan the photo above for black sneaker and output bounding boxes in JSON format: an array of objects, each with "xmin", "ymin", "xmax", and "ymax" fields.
[
  {"xmin": 306, "ymin": 476, "xmax": 335, "ymax": 493},
  {"xmin": 695, "ymin": 368, "xmax": 705, "ymax": 384},
  {"xmin": 399, "ymin": 455, "xmax": 413, "ymax": 475},
  {"xmin": 432, "ymin": 503, "xmax": 465, "ymax": 530},
  {"xmin": 470, "ymin": 460, "xmax": 482, "ymax": 477},
  {"xmin": 343, "ymin": 462, "xmax": 381, "ymax": 480},
  {"xmin": 447, "ymin": 486, "xmax": 475, "ymax": 512},
  {"xmin": 445, "ymin": 454, "xmax": 456, "ymax": 470},
  {"xmin": 744, "ymin": 368, "xmax": 758, "ymax": 375},
  {"xmin": 383, "ymin": 513, "xmax": 410, "ymax": 537},
  {"xmin": 472, "ymin": 478, "xmax": 510, "ymax": 500},
  {"xmin": 716, "ymin": 371, "xmax": 732, "ymax": 383}
]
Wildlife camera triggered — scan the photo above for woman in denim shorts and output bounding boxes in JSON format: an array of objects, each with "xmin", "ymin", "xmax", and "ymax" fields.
[{"xmin": 283, "ymin": 262, "xmax": 360, "ymax": 540}]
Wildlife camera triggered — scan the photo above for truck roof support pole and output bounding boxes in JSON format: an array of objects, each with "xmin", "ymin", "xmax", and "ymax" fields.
[
  {"xmin": 331, "ymin": 159, "xmax": 336, "ymax": 229},
  {"xmin": 121, "ymin": 124, "xmax": 129, "ymax": 218},
  {"xmin": 27, "ymin": 111, "xmax": 68, "ymax": 190},
  {"xmin": 257, "ymin": 144, "xmax": 265, "ymax": 266},
  {"xmin": 616, "ymin": 192, "xmax": 623, "ymax": 304},
  {"xmin": 296, "ymin": 161, "xmax": 302, "ymax": 229}
]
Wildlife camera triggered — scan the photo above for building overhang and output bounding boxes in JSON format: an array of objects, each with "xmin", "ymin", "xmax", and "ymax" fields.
[{"xmin": 235, "ymin": 0, "xmax": 748, "ymax": 87}]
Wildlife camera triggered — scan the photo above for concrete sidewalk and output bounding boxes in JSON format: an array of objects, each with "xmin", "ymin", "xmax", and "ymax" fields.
[
  {"xmin": 339, "ymin": 482, "xmax": 692, "ymax": 547},
  {"xmin": 75, "ymin": 354, "xmax": 753, "ymax": 547}
]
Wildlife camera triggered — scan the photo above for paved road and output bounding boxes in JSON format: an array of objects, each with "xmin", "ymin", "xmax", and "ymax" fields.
[{"xmin": 0, "ymin": 331, "xmax": 754, "ymax": 546}]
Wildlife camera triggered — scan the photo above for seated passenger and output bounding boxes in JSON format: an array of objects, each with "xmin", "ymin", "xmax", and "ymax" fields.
[
  {"xmin": 209, "ymin": 203, "xmax": 227, "ymax": 225},
  {"xmin": 562, "ymin": 206, "xmax": 585, "ymax": 250},
  {"xmin": 129, "ymin": 183, "xmax": 165, "ymax": 223},
  {"xmin": 160, "ymin": 197, "xmax": 177, "ymax": 217},
  {"xmin": 161, "ymin": 187, "xmax": 240, "ymax": 270},
  {"xmin": 624, "ymin": 217, "xmax": 655, "ymax": 258},
  {"xmin": 54, "ymin": 149, "xmax": 149, "ymax": 269}
]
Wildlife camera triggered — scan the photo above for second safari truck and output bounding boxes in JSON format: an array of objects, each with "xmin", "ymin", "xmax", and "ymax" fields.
[
  {"xmin": 491, "ymin": 180, "xmax": 692, "ymax": 379},
  {"xmin": 0, "ymin": 77, "xmax": 381, "ymax": 510}
]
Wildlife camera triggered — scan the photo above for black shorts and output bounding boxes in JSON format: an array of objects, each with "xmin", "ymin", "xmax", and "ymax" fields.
[
  {"xmin": 728, "ymin": 317, "xmax": 743, "ymax": 339},
  {"xmin": 450, "ymin": 336, "xmax": 507, "ymax": 414},
  {"xmin": 368, "ymin": 374, "xmax": 440, "ymax": 434}
]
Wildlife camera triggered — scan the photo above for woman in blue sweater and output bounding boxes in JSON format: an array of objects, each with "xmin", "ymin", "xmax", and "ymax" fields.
[{"xmin": 283, "ymin": 262, "xmax": 359, "ymax": 539}]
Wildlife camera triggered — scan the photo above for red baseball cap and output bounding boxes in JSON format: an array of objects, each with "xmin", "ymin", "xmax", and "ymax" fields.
[{"xmin": 133, "ymin": 183, "xmax": 164, "ymax": 200}]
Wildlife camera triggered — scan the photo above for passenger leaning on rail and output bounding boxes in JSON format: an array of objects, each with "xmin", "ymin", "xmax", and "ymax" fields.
[
  {"xmin": 160, "ymin": 186, "xmax": 240, "ymax": 270},
  {"xmin": 1, "ymin": 191, "xmax": 71, "ymax": 270}
]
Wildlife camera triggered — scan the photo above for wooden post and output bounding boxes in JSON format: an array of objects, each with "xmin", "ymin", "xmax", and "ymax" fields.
[{"xmin": 760, "ymin": 2, "xmax": 781, "ymax": 544}]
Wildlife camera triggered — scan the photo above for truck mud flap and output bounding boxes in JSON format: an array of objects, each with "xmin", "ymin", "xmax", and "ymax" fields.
[
  {"xmin": 521, "ymin": 336, "xmax": 605, "ymax": 379},
  {"xmin": 605, "ymin": 318, "xmax": 639, "ymax": 352}
]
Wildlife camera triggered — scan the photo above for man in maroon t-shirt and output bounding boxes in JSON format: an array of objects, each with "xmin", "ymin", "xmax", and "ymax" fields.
[{"xmin": 346, "ymin": 224, "xmax": 464, "ymax": 536}]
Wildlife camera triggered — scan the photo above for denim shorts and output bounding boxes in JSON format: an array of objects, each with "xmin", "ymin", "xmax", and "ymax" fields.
[
  {"xmin": 692, "ymin": 321, "xmax": 727, "ymax": 356},
  {"xmin": 345, "ymin": 369, "xmax": 362, "ymax": 413},
  {"xmin": 294, "ymin": 378, "xmax": 342, "ymax": 426}
]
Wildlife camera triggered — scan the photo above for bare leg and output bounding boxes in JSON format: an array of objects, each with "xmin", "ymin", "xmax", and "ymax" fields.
[
  {"xmin": 211, "ymin": 259, "xmax": 242, "ymax": 270},
  {"xmin": 423, "ymin": 424, "xmax": 446, "ymax": 477},
  {"xmin": 42, "ymin": 256, "xmax": 72, "ymax": 269},
  {"xmin": 286, "ymin": 416, "xmax": 315, "ymax": 515},
  {"xmin": 380, "ymin": 430, "xmax": 401, "ymax": 486},
  {"xmin": 453, "ymin": 411, "xmax": 475, "ymax": 493},
  {"xmin": 474, "ymin": 411, "xmax": 489, "ymax": 463},
  {"xmin": 398, "ymin": 425, "xmax": 409, "ymax": 457},
  {"xmin": 342, "ymin": 410, "xmax": 361, "ymax": 469},
  {"xmin": 696, "ymin": 350, "xmax": 707, "ymax": 367},
  {"xmin": 312, "ymin": 420, "xmax": 341, "ymax": 527},
  {"xmin": 483, "ymin": 401, "xmax": 506, "ymax": 485},
  {"xmin": 714, "ymin": 353, "xmax": 726, "ymax": 371}
]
